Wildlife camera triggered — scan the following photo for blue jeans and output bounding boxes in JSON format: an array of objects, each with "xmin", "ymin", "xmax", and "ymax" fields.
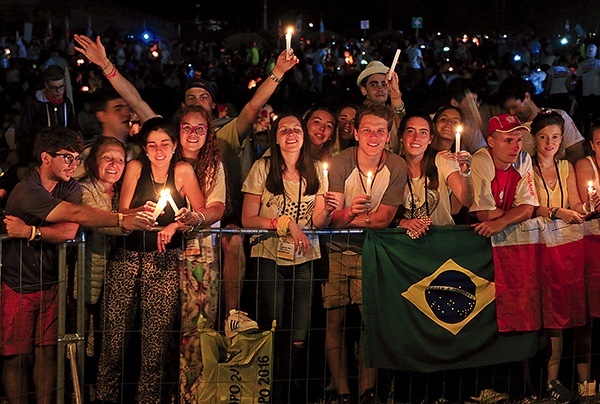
[{"xmin": 255, "ymin": 258, "xmax": 314, "ymax": 343}]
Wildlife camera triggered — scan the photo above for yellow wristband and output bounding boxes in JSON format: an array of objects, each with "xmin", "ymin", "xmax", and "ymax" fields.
[{"xmin": 29, "ymin": 226, "xmax": 36, "ymax": 241}]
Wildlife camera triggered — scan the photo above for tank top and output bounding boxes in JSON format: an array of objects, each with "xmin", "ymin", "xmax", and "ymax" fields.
[{"xmin": 122, "ymin": 159, "xmax": 185, "ymax": 252}]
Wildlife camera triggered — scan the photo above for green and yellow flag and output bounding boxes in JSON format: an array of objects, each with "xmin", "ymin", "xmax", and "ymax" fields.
[{"xmin": 362, "ymin": 226, "xmax": 542, "ymax": 372}]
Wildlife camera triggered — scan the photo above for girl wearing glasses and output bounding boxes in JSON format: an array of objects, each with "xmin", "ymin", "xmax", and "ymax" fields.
[
  {"xmin": 96, "ymin": 117, "xmax": 204, "ymax": 403},
  {"xmin": 171, "ymin": 105, "xmax": 226, "ymax": 400}
]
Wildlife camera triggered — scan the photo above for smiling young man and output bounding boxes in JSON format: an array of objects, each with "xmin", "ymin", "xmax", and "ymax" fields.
[
  {"xmin": 1, "ymin": 126, "xmax": 151, "ymax": 404},
  {"xmin": 470, "ymin": 113, "xmax": 539, "ymax": 237},
  {"xmin": 318, "ymin": 103, "xmax": 407, "ymax": 404}
]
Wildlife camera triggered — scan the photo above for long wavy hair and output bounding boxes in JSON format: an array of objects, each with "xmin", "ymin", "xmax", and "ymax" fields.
[
  {"xmin": 399, "ymin": 112, "xmax": 439, "ymax": 191},
  {"xmin": 175, "ymin": 105, "xmax": 222, "ymax": 196},
  {"xmin": 264, "ymin": 113, "xmax": 320, "ymax": 196}
]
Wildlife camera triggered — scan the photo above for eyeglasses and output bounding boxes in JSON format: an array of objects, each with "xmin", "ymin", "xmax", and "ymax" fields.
[
  {"xmin": 180, "ymin": 123, "xmax": 208, "ymax": 136},
  {"xmin": 51, "ymin": 152, "xmax": 83, "ymax": 166},
  {"xmin": 48, "ymin": 84, "xmax": 66, "ymax": 91}
]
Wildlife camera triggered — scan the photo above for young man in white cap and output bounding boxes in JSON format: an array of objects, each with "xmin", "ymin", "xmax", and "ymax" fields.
[
  {"xmin": 470, "ymin": 113, "xmax": 539, "ymax": 237},
  {"xmin": 356, "ymin": 60, "xmax": 406, "ymax": 153}
]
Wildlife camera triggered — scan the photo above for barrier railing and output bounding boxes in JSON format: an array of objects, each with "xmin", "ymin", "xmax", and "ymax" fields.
[{"xmin": 0, "ymin": 226, "xmax": 598, "ymax": 403}]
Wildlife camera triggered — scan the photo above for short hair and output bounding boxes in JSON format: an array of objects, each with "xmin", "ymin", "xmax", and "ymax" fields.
[
  {"xmin": 530, "ymin": 110, "xmax": 565, "ymax": 136},
  {"xmin": 497, "ymin": 77, "xmax": 535, "ymax": 105},
  {"xmin": 446, "ymin": 78, "xmax": 479, "ymax": 103},
  {"xmin": 43, "ymin": 65, "xmax": 66, "ymax": 83},
  {"xmin": 137, "ymin": 116, "xmax": 178, "ymax": 146},
  {"xmin": 354, "ymin": 103, "xmax": 395, "ymax": 132},
  {"xmin": 34, "ymin": 126, "xmax": 84, "ymax": 164},
  {"xmin": 84, "ymin": 137, "xmax": 126, "ymax": 182},
  {"xmin": 91, "ymin": 90, "xmax": 125, "ymax": 113}
]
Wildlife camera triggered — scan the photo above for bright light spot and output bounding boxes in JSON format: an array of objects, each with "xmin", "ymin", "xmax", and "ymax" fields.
[
  {"xmin": 360, "ymin": 59, "xmax": 368, "ymax": 65},
  {"xmin": 142, "ymin": 33, "xmax": 150, "ymax": 40},
  {"xmin": 151, "ymin": 50, "xmax": 159, "ymax": 58},
  {"xmin": 443, "ymin": 46, "xmax": 450, "ymax": 52},
  {"xmin": 513, "ymin": 54, "xmax": 522, "ymax": 62},
  {"xmin": 272, "ymin": 114, "xmax": 278, "ymax": 121},
  {"xmin": 4, "ymin": 49, "xmax": 10, "ymax": 55},
  {"xmin": 286, "ymin": 27, "xmax": 293, "ymax": 35},
  {"xmin": 437, "ymin": 32, "xmax": 441, "ymax": 36},
  {"xmin": 420, "ymin": 45, "xmax": 425, "ymax": 49},
  {"xmin": 362, "ymin": 51, "xmax": 366, "ymax": 55},
  {"xmin": 308, "ymin": 22, "xmax": 314, "ymax": 28},
  {"xmin": 248, "ymin": 79, "xmax": 257, "ymax": 89},
  {"xmin": 81, "ymin": 86, "xmax": 89, "ymax": 92},
  {"xmin": 502, "ymin": 34, "xmax": 508, "ymax": 39},
  {"xmin": 560, "ymin": 37, "xmax": 568, "ymax": 45},
  {"xmin": 77, "ymin": 58, "xmax": 84, "ymax": 66},
  {"xmin": 332, "ymin": 41, "xmax": 336, "ymax": 45},
  {"xmin": 449, "ymin": 67, "xmax": 454, "ymax": 72}
]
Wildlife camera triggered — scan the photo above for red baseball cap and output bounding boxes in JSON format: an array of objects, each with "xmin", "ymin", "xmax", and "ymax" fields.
[{"xmin": 487, "ymin": 113, "xmax": 529, "ymax": 136}]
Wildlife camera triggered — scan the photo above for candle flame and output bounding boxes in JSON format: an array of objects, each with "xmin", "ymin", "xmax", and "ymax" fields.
[
  {"xmin": 287, "ymin": 27, "xmax": 293, "ymax": 35},
  {"xmin": 323, "ymin": 162, "xmax": 328, "ymax": 171},
  {"xmin": 367, "ymin": 171, "xmax": 373, "ymax": 179},
  {"xmin": 160, "ymin": 189, "xmax": 171, "ymax": 197},
  {"xmin": 589, "ymin": 181, "xmax": 594, "ymax": 188},
  {"xmin": 456, "ymin": 125, "xmax": 463, "ymax": 134}
]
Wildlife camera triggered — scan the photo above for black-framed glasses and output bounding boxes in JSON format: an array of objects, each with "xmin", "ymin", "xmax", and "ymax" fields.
[
  {"xmin": 50, "ymin": 152, "xmax": 83, "ymax": 166},
  {"xmin": 48, "ymin": 84, "xmax": 66, "ymax": 91}
]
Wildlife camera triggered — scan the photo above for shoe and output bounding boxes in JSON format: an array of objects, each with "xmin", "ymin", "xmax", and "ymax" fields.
[
  {"xmin": 224, "ymin": 309, "xmax": 258, "ymax": 338},
  {"xmin": 547, "ymin": 380, "xmax": 576, "ymax": 403},
  {"xmin": 359, "ymin": 388, "xmax": 376, "ymax": 404},
  {"xmin": 338, "ymin": 393, "xmax": 351, "ymax": 404},
  {"xmin": 578, "ymin": 380, "xmax": 597, "ymax": 397},
  {"xmin": 470, "ymin": 389, "xmax": 509, "ymax": 403}
]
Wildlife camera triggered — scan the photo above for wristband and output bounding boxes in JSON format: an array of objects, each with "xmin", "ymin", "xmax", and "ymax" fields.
[
  {"xmin": 117, "ymin": 212, "xmax": 124, "ymax": 228},
  {"xmin": 197, "ymin": 211, "xmax": 206, "ymax": 227},
  {"xmin": 460, "ymin": 168, "xmax": 471, "ymax": 177},
  {"xmin": 269, "ymin": 71, "xmax": 283, "ymax": 83},
  {"xmin": 269, "ymin": 218, "xmax": 277, "ymax": 230},
  {"xmin": 104, "ymin": 67, "xmax": 119, "ymax": 80},
  {"xmin": 29, "ymin": 225, "xmax": 37, "ymax": 242},
  {"xmin": 394, "ymin": 103, "xmax": 406, "ymax": 115}
]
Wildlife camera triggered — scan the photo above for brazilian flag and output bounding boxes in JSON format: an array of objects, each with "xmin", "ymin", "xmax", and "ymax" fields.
[{"xmin": 362, "ymin": 226, "xmax": 543, "ymax": 372}]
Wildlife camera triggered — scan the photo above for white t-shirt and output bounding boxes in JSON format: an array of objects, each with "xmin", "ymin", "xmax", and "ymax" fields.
[
  {"xmin": 401, "ymin": 153, "xmax": 460, "ymax": 225},
  {"xmin": 242, "ymin": 158, "xmax": 326, "ymax": 265},
  {"xmin": 576, "ymin": 57, "xmax": 600, "ymax": 96},
  {"xmin": 470, "ymin": 148, "xmax": 539, "ymax": 213}
]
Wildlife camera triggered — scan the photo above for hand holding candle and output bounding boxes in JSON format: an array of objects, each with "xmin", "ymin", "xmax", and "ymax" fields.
[
  {"xmin": 285, "ymin": 27, "xmax": 293, "ymax": 60},
  {"xmin": 151, "ymin": 192, "xmax": 169, "ymax": 221},
  {"xmin": 387, "ymin": 49, "xmax": 401, "ymax": 80},
  {"xmin": 455, "ymin": 125, "xmax": 462, "ymax": 154}
]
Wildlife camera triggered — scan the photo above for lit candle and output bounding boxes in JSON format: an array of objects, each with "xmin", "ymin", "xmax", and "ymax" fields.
[
  {"xmin": 366, "ymin": 171, "xmax": 373, "ymax": 195},
  {"xmin": 322, "ymin": 162, "xmax": 329, "ymax": 192},
  {"xmin": 285, "ymin": 27, "xmax": 293, "ymax": 60},
  {"xmin": 151, "ymin": 192, "xmax": 169, "ymax": 221},
  {"xmin": 387, "ymin": 49, "xmax": 401, "ymax": 80},
  {"xmin": 588, "ymin": 180, "xmax": 595, "ymax": 210},
  {"xmin": 455, "ymin": 125, "xmax": 463, "ymax": 154},
  {"xmin": 163, "ymin": 189, "xmax": 179, "ymax": 214}
]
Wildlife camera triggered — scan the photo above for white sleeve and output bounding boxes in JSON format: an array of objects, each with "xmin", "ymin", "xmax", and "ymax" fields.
[{"xmin": 469, "ymin": 148, "xmax": 498, "ymax": 212}]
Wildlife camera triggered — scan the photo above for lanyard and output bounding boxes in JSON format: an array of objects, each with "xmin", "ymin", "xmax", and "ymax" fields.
[
  {"xmin": 407, "ymin": 175, "xmax": 430, "ymax": 217},
  {"xmin": 533, "ymin": 156, "xmax": 564, "ymax": 208},
  {"xmin": 356, "ymin": 148, "xmax": 386, "ymax": 195}
]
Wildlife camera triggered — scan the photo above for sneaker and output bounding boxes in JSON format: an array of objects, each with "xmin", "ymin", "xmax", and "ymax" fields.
[
  {"xmin": 224, "ymin": 309, "xmax": 258, "ymax": 338},
  {"xmin": 469, "ymin": 389, "xmax": 509, "ymax": 403},
  {"xmin": 578, "ymin": 380, "xmax": 597, "ymax": 397},
  {"xmin": 547, "ymin": 380, "xmax": 576, "ymax": 403}
]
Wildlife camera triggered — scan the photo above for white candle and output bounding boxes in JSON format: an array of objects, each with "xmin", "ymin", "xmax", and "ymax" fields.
[
  {"xmin": 455, "ymin": 125, "xmax": 463, "ymax": 154},
  {"xmin": 285, "ymin": 27, "xmax": 293, "ymax": 60},
  {"xmin": 387, "ymin": 49, "xmax": 401, "ymax": 80},
  {"xmin": 151, "ymin": 193, "xmax": 168, "ymax": 221},
  {"xmin": 366, "ymin": 171, "xmax": 373, "ymax": 195},
  {"xmin": 164, "ymin": 190, "xmax": 179, "ymax": 214},
  {"xmin": 588, "ymin": 180, "xmax": 595, "ymax": 209},
  {"xmin": 322, "ymin": 162, "xmax": 329, "ymax": 193}
]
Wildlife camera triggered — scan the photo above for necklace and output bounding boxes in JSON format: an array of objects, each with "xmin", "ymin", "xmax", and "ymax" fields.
[
  {"xmin": 356, "ymin": 148, "xmax": 386, "ymax": 194},
  {"xmin": 533, "ymin": 155, "xmax": 563, "ymax": 208},
  {"xmin": 150, "ymin": 170, "xmax": 168, "ymax": 201}
]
